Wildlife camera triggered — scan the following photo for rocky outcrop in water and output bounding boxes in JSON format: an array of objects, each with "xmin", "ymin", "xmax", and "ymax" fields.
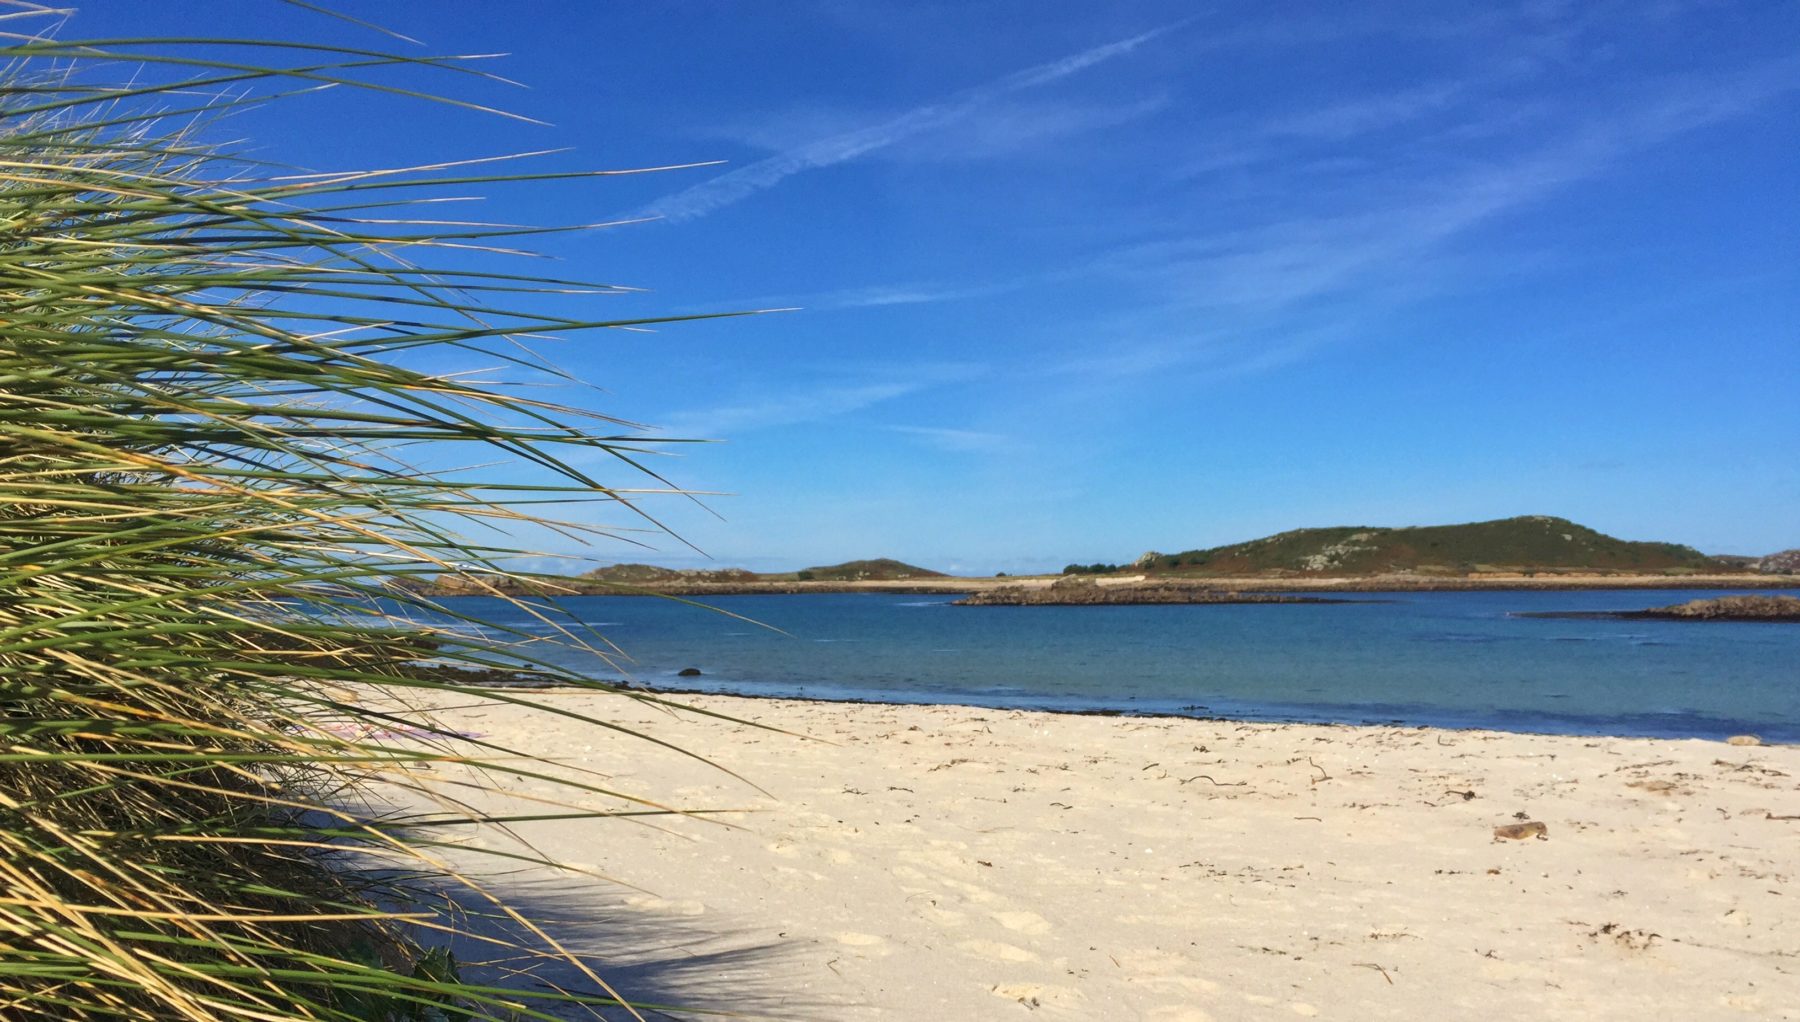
[
  {"xmin": 1519, "ymin": 594, "xmax": 1800, "ymax": 622},
  {"xmin": 1640, "ymin": 595, "xmax": 1800, "ymax": 621}
]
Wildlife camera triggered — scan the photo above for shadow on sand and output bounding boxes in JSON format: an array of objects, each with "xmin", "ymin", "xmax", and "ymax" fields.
[{"xmin": 403, "ymin": 870, "xmax": 834, "ymax": 1021}]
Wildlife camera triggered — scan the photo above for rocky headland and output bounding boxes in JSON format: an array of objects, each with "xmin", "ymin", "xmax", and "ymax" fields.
[{"xmin": 1756, "ymin": 549, "xmax": 1800, "ymax": 574}]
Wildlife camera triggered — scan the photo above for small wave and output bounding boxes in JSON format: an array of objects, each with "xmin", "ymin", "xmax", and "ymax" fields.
[
  {"xmin": 894, "ymin": 600, "xmax": 950, "ymax": 607},
  {"xmin": 418, "ymin": 623, "xmax": 497, "ymax": 637}
]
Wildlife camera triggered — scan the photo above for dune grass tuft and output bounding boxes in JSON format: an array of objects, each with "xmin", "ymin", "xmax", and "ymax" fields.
[{"xmin": 1, "ymin": 7, "xmax": 739, "ymax": 1018}]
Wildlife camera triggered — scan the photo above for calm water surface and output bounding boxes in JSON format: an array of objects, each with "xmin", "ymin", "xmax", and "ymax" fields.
[{"xmin": 427, "ymin": 589, "xmax": 1799, "ymax": 741}]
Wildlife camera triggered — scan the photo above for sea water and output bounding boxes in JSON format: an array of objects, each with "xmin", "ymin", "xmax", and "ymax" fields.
[{"xmin": 420, "ymin": 589, "xmax": 1800, "ymax": 742}]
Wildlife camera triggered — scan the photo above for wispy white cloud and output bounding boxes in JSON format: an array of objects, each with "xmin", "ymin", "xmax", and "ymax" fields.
[
  {"xmin": 817, "ymin": 286, "xmax": 966, "ymax": 309},
  {"xmin": 767, "ymin": 282, "xmax": 1005, "ymax": 311},
  {"xmin": 1052, "ymin": 58, "xmax": 1800, "ymax": 382},
  {"xmin": 717, "ymin": 94, "xmax": 1170, "ymax": 165},
  {"xmin": 654, "ymin": 363, "xmax": 986, "ymax": 438},
  {"xmin": 641, "ymin": 23, "xmax": 1182, "ymax": 222},
  {"xmin": 657, "ymin": 381, "xmax": 920, "ymax": 438},
  {"xmin": 1262, "ymin": 83, "xmax": 1469, "ymax": 142},
  {"xmin": 724, "ymin": 272, "xmax": 1053, "ymax": 313},
  {"xmin": 886, "ymin": 425, "xmax": 1016, "ymax": 454},
  {"xmin": 1176, "ymin": 80, "xmax": 1474, "ymax": 178}
]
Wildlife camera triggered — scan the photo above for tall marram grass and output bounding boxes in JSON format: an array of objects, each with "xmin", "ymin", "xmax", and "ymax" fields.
[{"xmin": 1, "ymin": 7, "xmax": 737, "ymax": 1019}]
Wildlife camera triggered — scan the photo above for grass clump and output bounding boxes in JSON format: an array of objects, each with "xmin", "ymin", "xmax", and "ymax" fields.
[{"xmin": 1, "ymin": 7, "xmax": 735, "ymax": 1018}]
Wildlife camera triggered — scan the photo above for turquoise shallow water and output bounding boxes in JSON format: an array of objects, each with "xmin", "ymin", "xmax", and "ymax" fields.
[{"xmin": 426, "ymin": 588, "xmax": 1800, "ymax": 741}]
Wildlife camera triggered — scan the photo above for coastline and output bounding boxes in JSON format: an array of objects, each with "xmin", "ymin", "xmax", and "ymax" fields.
[
  {"xmin": 516, "ymin": 680, "xmax": 1800, "ymax": 745},
  {"xmin": 408, "ymin": 689, "xmax": 1800, "ymax": 1020},
  {"xmin": 947, "ymin": 589, "xmax": 1371, "ymax": 607},
  {"xmin": 426, "ymin": 573, "xmax": 1800, "ymax": 599}
]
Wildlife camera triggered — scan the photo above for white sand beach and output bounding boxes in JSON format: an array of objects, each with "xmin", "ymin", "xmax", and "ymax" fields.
[{"xmin": 409, "ymin": 692, "xmax": 1799, "ymax": 1020}]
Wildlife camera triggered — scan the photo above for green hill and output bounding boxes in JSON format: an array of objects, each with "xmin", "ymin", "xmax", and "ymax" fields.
[
  {"xmin": 1135, "ymin": 516, "xmax": 1737, "ymax": 577},
  {"xmin": 792, "ymin": 558, "xmax": 946, "ymax": 581}
]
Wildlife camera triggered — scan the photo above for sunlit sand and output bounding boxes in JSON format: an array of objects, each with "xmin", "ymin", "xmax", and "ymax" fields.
[{"xmin": 411, "ymin": 691, "xmax": 1799, "ymax": 1019}]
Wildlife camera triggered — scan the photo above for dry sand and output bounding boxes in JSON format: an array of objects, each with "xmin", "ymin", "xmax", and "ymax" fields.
[{"xmin": 406, "ymin": 692, "xmax": 1800, "ymax": 1020}]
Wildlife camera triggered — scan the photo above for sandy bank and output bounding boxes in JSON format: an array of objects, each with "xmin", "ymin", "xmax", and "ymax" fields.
[{"xmin": 405, "ymin": 691, "xmax": 1799, "ymax": 1020}]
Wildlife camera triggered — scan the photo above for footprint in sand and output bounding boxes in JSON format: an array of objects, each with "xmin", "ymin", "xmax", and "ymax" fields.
[
  {"xmin": 898, "ymin": 844, "xmax": 977, "ymax": 876},
  {"xmin": 993, "ymin": 910, "xmax": 1052, "ymax": 935},
  {"xmin": 1144, "ymin": 1008, "xmax": 1216, "ymax": 1022},
  {"xmin": 940, "ymin": 877, "xmax": 1001, "ymax": 904},
  {"xmin": 913, "ymin": 902, "xmax": 968, "ymax": 927},
  {"xmin": 623, "ymin": 895, "xmax": 705, "ymax": 917},
  {"xmin": 1116, "ymin": 948, "xmax": 1209, "ymax": 978},
  {"xmin": 835, "ymin": 932, "xmax": 891, "ymax": 955},
  {"xmin": 958, "ymin": 938, "xmax": 1037, "ymax": 962},
  {"xmin": 991, "ymin": 982, "xmax": 1082, "ymax": 1008}
]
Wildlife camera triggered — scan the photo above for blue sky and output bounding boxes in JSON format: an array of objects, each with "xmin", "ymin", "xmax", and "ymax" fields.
[{"xmin": 74, "ymin": 2, "xmax": 1800, "ymax": 572}]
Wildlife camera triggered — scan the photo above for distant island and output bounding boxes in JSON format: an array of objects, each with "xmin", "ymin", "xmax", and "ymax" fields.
[
  {"xmin": 423, "ymin": 516, "xmax": 1798, "ymax": 597},
  {"xmin": 1080, "ymin": 515, "xmax": 1768, "ymax": 577},
  {"xmin": 429, "ymin": 557, "xmax": 950, "ymax": 596}
]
